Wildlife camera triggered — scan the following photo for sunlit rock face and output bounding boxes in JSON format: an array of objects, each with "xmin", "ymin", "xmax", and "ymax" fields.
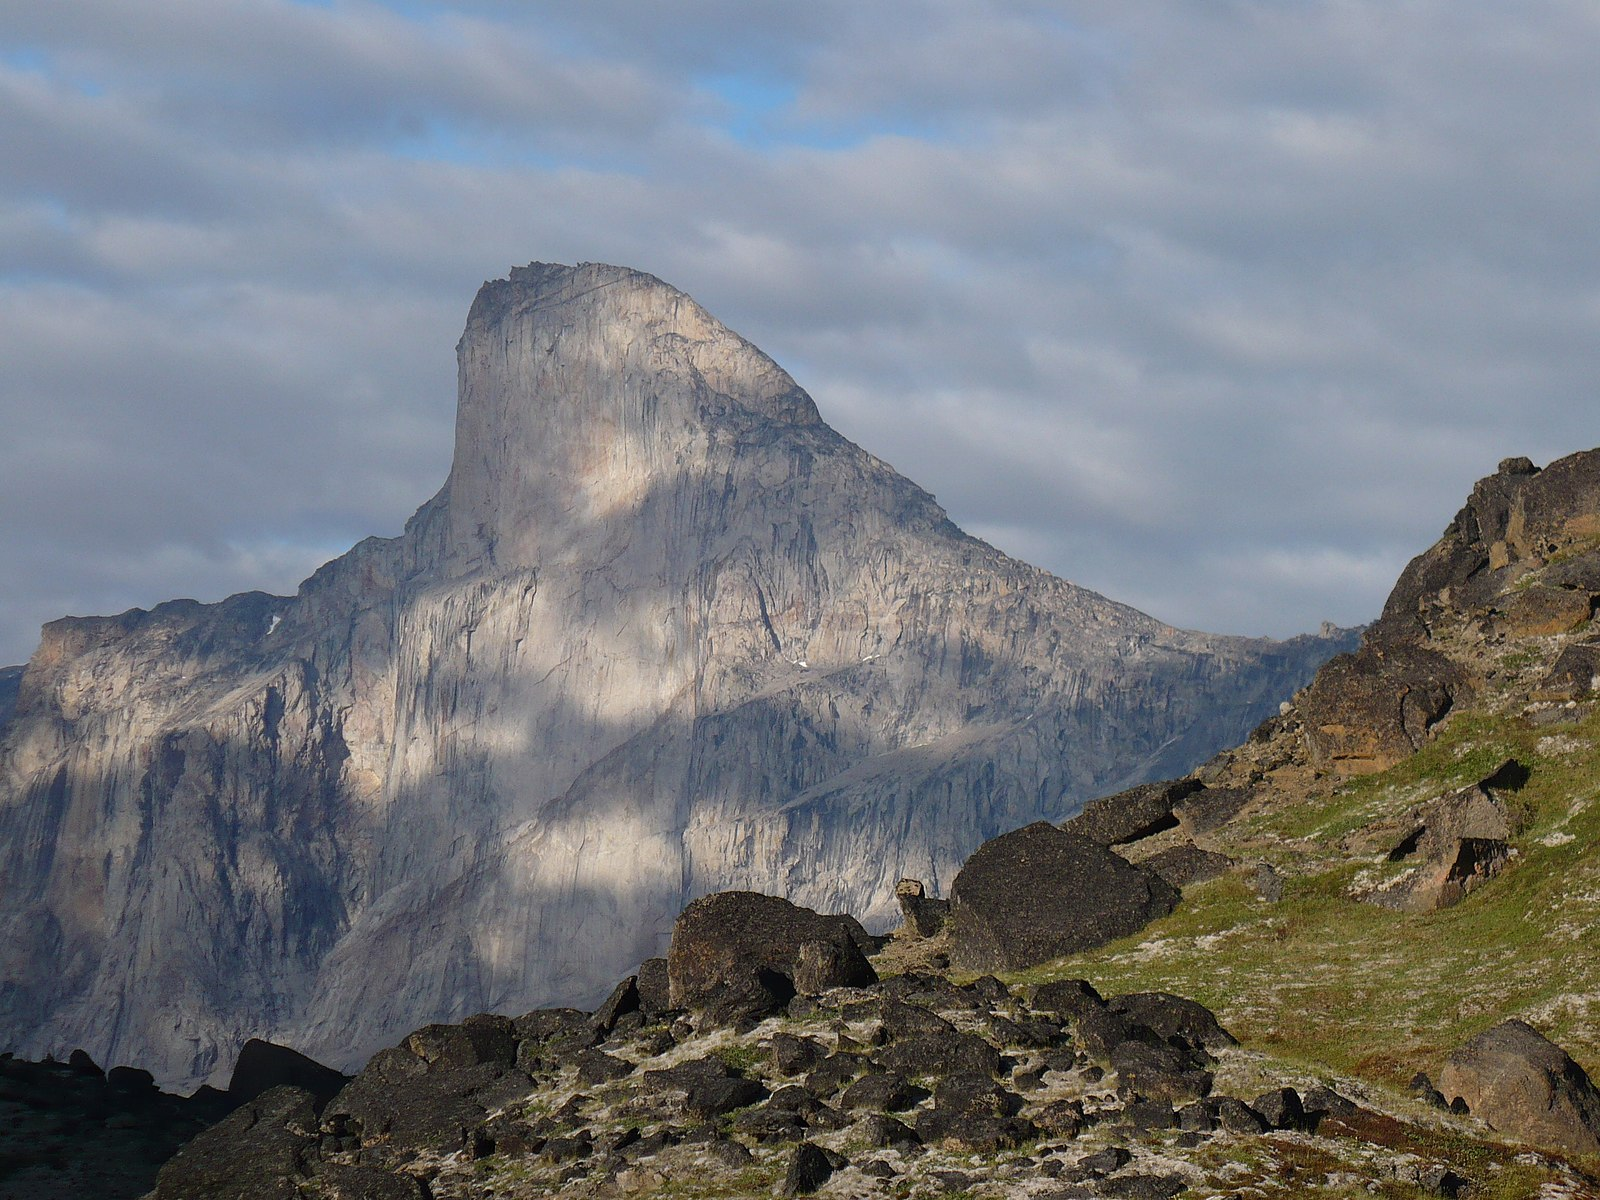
[{"xmin": 0, "ymin": 263, "xmax": 1355, "ymax": 1088}]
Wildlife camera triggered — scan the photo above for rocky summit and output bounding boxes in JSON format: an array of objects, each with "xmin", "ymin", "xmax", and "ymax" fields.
[{"xmin": 0, "ymin": 262, "xmax": 1353, "ymax": 1093}]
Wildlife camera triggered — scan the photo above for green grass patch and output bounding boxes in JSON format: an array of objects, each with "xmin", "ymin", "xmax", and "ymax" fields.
[{"xmin": 1005, "ymin": 705, "xmax": 1600, "ymax": 1092}]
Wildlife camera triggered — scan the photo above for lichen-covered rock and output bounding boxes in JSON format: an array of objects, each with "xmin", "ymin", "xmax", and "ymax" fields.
[
  {"xmin": 947, "ymin": 822, "xmax": 1180, "ymax": 973},
  {"xmin": 1438, "ymin": 1020, "xmax": 1600, "ymax": 1158},
  {"xmin": 1299, "ymin": 638, "xmax": 1470, "ymax": 775},
  {"xmin": 667, "ymin": 892, "xmax": 874, "ymax": 1020},
  {"xmin": 1497, "ymin": 585, "xmax": 1595, "ymax": 637}
]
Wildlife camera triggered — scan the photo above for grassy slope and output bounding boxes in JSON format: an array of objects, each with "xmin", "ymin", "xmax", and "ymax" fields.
[{"xmin": 1003, "ymin": 685, "xmax": 1600, "ymax": 1096}]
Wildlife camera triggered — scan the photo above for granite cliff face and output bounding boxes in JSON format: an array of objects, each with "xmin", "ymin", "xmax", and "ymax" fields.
[{"xmin": 0, "ymin": 263, "xmax": 1355, "ymax": 1089}]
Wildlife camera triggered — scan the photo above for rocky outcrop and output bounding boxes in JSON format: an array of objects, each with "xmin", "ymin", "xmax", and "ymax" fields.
[
  {"xmin": 1299, "ymin": 637, "xmax": 1470, "ymax": 774},
  {"xmin": 946, "ymin": 822, "xmax": 1179, "ymax": 972},
  {"xmin": 1350, "ymin": 761, "xmax": 1525, "ymax": 912},
  {"xmin": 1295, "ymin": 450, "xmax": 1600, "ymax": 775},
  {"xmin": 666, "ymin": 892, "xmax": 875, "ymax": 1022},
  {"xmin": 0, "ymin": 262, "xmax": 1352, "ymax": 1089},
  {"xmin": 0, "ymin": 1050, "xmax": 227, "ymax": 1200},
  {"xmin": 141, "ymin": 941, "xmax": 1410, "ymax": 1200},
  {"xmin": 1438, "ymin": 1020, "xmax": 1600, "ymax": 1158}
]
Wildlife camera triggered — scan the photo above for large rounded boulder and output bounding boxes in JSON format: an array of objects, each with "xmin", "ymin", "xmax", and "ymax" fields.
[
  {"xmin": 1438, "ymin": 1020, "xmax": 1600, "ymax": 1158},
  {"xmin": 667, "ymin": 891, "xmax": 877, "ymax": 1023},
  {"xmin": 947, "ymin": 822, "xmax": 1179, "ymax": 973}
]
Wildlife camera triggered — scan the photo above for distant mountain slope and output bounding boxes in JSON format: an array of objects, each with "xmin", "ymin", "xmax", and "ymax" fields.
[
  {"xmin": 0, "ymin": 665, "xmax": 20, "ymax": 731},
  {"xmin": 0, "ymin": 262, "xmax": 1353, "ymax": 1089}
]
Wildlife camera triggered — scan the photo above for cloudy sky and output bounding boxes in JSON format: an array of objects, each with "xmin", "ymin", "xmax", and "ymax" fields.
[{"xmin": 3, "ymin": 1, "xmax": 1598, "ymax": 664}]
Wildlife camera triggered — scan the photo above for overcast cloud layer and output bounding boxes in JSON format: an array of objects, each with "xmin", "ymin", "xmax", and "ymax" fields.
[{"xmin": 3, "ymin": 1, "xmax": 1598, "ymax": 664}]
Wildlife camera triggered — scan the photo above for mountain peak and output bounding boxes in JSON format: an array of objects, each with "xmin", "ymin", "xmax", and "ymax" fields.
[{"xmin": 446, "ymin": 261, "xmax": 822, "ymax": 569}]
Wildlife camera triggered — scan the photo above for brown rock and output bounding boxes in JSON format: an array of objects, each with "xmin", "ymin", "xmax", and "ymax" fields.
[
  {"xmin": 1497, "ymin": 585, "xmax": 1595, "ymax": 637},
  {"xmin": 1299, "ymin": 639, "xmax": 1469, "ymax": 775},
  {"xmin": 894, "ymin": 878, "xmax": 949, "ymax": 938},
  {"xmin": 1438, "ymin": 1020, "xmax": 1600, "ymax": 1158}
]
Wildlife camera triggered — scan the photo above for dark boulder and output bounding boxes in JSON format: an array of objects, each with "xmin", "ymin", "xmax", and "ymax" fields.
[
  {"xmin": 1029, "ymin": 978, "xmax": 1105, "ymax": 1020},
  {"xmin": 1108, "ymin": 992, "xmax": 1237, "ymax": 1054},
  {"xmin": 667, "ymin": 891, "xmax": 876, "ymax": 1020},
  {"xmin": 1437, "ymin": 1020, "xmax": 1600, "ymax": 1158},
  {"xmin": 932, "ymin": 1071, "xmax": 1023, "ymax": 1120},
  {"xmin": 642, "ymin": 1055, "xmax": 768, "ymax": 1118},
  {"xmin": 1252, "ymin": 1087, "xmax": 1308, "ymax": 1131},
  {"xmin": 404, "ymin": 1014, "xmax": 518, "ymax": 1069},
  {"xmin": 151, "ymin": 1085, "xmax": 319, "ymax": 1199},
  {"xmin": 1110, "ymin": 1041, "xmax": 1213, "ymax": 1103},
  {"xmin": 591, "ymin": 976, "xmax": 641, "ymax": 1032},
  {"xmin": 227, "ymin": 1038, "xmax": 349, "ymax": 1107},
  {"xmin": 1143, "ymin": 843, "xmax": 1235, "ymax": 888},
  {"xmin": 1064, "ymin": 779, "xmax": 1200, "ymax": 847},
  {"xmin": 840, "ymin": 1071, "xmax": 925, "ymax": 1112},
  {"xmin": 575, "ymin": 1049, "xmax": 634, "ymax": 1084},
  {"xmin": 107, "ymin": 1065, "xmax": 157, "ymax": 1095},
  {"xmin": 771, "ymin": 1033, "xmax": 827, "ymax": 1076},
  {"xmin": 1212, "ymin": 1096, "xmax": 1270, "ymax": 1133},
  {"xmin": 794, "ymin": 938, "xmax": 872, "ymax": 994},
  {"xmin": 1302, "ymin": 1084, "xmax": 1358, "ymax": 1119},
  {"xmin": 1077, "ymin": 1008, "xmax": 1148, "ymax": 1061},
  {"xmin": 880, "ymin": 999, "xmax": 957, "ymax": 1040},
  {"xmin": 322, "ymin": 1040, "xmax": 530, "ymax": 1166},
  {"xmin": 857, "ymin": 1113, "xmax": 921, "ymax": 1148},
  {"xmin": 875, "ymin": 1031, "xmax": 1001, "ymax": 1080},
  {"xmin": 635, "ymin": 957, "xmax": 672, "ymax": 1014},
  {"xmin": 67, "ymin": 1048, "xmax": 103, "ymax": 1077},
  {"xmin": 1172, "ymin": 785, "xmax": 1254, "ymax": 835},
  {"xmin": 948, "ymin": 822, "xmax": 1180, "ymax": 973},
  {"xmin": 1034, "ymin": 1098, "xmax": 1086, "ymax": 1136},
  {"xmin": 783, "ymin": 1142, "xmax": 843, "ymax": 1195}
]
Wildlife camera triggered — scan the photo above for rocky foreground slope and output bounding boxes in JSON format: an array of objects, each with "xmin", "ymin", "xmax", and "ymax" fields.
[{"xmin": 0, "ymin": 263, "xmax": 1353, "ymax": 1091}]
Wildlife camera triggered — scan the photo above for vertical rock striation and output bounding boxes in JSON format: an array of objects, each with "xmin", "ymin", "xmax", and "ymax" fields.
[{"xmin": 0, "ymin": 263, "xmax": 1355, "ymax": 1087}]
